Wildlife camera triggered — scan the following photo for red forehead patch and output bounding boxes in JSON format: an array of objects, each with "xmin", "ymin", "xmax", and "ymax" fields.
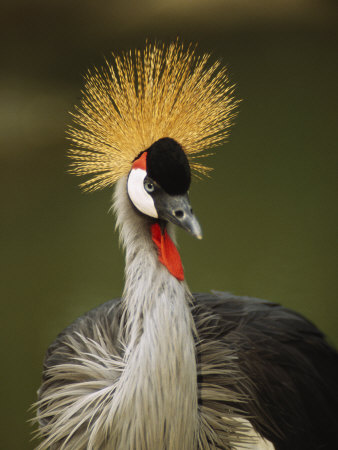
[{"xmin": 132, "ymin": 151, "xmax": 147, "ymax": 171}]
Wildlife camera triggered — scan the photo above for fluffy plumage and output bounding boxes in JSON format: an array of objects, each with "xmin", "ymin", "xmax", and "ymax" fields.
[
  {"xmin": 35, "ymin": 293, "xmax": 338, "ymax": 449},
  {"xmin": 68, "ymin": 40, "xmax": 238, "ymax": 191}
]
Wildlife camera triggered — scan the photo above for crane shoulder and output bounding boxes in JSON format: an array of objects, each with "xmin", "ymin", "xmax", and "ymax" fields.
[
  {"xmin": 192, "ymin": 291, "xmax": 338, "ymax": 450},
  {"xmin": 41, "ymin": 298, "xmax": 123, "ymax": 375}
]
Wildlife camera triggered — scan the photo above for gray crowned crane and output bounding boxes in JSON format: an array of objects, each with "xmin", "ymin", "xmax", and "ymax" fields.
[{"xmin": 34, "ymin": 41, "xmax": 338, "ymax": 450}]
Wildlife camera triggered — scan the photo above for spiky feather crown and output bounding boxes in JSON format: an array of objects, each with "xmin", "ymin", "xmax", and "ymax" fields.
[{"xmin": 68, "ymin": 41, "xmax": 238, "ymax": 191}]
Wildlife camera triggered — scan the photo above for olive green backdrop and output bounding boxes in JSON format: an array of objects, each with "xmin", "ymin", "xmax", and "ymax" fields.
[{"xmin": 1, "ymin": 1, "xmax": 337, "ymax": 448}]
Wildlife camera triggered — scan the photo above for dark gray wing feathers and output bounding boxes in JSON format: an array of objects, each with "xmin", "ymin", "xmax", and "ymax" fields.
[{"xmin": 193, "ymin": 291, "xmax": 338, "ymax": 450}]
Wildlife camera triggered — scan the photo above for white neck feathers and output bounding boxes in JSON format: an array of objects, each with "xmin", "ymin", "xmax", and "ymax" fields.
[{"xmin": 110, "ymin": 177, "xmax": 198, "ymax": 449}]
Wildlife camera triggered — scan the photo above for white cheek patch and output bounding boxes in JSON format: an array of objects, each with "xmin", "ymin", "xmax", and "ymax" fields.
[{"xmin": 127, "ymin": 168, "xmax": 158, "ymax": 218}]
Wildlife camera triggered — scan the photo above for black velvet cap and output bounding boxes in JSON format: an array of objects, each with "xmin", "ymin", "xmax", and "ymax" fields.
[{"xmin": 146, "ymin": 138, "xmax": 191, "ymax": 195}]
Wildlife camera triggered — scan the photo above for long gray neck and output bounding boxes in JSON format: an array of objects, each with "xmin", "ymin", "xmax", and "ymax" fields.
[{"xmin": 110, "ymin": 177, "xmax": 198, "ymax": 450}]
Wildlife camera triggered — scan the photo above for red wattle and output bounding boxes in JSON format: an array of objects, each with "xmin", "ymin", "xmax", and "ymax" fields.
[{"xmin": 150, "ymin": 223, "xmax": 184, "ymax": 281}]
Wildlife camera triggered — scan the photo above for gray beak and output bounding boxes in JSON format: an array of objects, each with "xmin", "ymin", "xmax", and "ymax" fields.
[{"xmin": 154, "ymin": 192, "xmax": 203, "ymax": 239}]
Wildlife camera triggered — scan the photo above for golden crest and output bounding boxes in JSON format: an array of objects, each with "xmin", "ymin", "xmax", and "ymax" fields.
[{"xmin": 68, "ymin": 40, "xmax": 238, "ymax": 191}]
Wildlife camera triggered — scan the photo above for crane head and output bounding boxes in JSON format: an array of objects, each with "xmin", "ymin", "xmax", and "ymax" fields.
[{"xmin": 127, "ymin": 137, "xmax": 202, "ymax": 239}]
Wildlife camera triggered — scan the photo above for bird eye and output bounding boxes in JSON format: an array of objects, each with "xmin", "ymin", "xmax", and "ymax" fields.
[{"xmin": 144, "ymin": 181, "xmax": 155, "ymax": 193}]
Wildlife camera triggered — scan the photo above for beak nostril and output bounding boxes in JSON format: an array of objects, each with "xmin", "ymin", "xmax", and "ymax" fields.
[{"xmin": 174, "ymin": 209, "xmax": 184, "ymax": 219}]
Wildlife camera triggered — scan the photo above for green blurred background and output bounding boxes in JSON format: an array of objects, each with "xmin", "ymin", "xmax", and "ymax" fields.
[{"xmin": 1, "ymin": 1, "xmax": 337, "ymax": 448}]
